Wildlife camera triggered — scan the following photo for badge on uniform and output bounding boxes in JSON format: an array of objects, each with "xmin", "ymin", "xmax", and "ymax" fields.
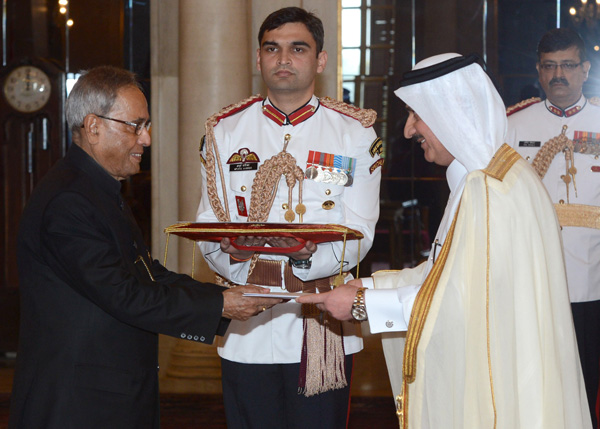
[
  {"xmin": 227, "ymin": 148, "xmax": 260, "ymax": 172},
  {"xmin": 369, "ymin": 158, "xmax": 384, "ymax": 174},
  {"xmin": 235, "ymin": 196, "xmax": 248, "ymax": 217},
  {"xmin": 369, "ymin": 137, "xmax": 383, "ymax": 158},
  {"xmin": 305, "ymin": 150, "xmax": 356, "ymax": 187},
  {"xmin": 573, "ymin": 130, "xmax": 600, "ymax": 156},
  {"xmin": 518, "ymin": 141, "xmax": 541, "ymax": 147}
]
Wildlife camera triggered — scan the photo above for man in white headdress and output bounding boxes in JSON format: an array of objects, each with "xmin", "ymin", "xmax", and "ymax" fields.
[{"xmin": 299, "ymin": 53, "xmax": 591, "ymax": 428}]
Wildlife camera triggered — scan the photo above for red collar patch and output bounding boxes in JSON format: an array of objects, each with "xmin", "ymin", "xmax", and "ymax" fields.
[
  {"xmin": 547, "ymin": 103, "xmax": 583, "ymax": 118},
  {"xmin": 262, "ymin": 103, "xmax": 316, "ymax": 126}
]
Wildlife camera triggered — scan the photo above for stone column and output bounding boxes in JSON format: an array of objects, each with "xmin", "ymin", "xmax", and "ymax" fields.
[
  {"xmin": 178, "ymin": 0, "xmax": 252, "ymax": 276},
  {"xmin": 153, "ymin": 0, "xmax": 251, "ymax": 393}
]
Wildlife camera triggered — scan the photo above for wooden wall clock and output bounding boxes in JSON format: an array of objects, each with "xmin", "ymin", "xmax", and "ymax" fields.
[{"xmin": 0, "ymin": 58, "xmax": 66, "ymax": 352}]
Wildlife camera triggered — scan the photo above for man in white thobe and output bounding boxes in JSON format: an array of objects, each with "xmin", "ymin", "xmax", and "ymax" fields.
[{"xmin": 299, "ymin": 53, "xmax": 591, "ymax": 429}]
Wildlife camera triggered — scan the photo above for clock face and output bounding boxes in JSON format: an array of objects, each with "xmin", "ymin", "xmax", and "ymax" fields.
[{"xmin": 3, "ymin": 65, "xmax": 52, "ymax": 113}]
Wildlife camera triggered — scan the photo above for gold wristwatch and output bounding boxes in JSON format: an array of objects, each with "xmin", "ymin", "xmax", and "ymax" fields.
[{"xmin": 351, "ymin": 287, "xmax": 368, "ymax": 321}]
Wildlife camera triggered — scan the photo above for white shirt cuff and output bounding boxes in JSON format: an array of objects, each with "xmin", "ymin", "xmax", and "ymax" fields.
[
  {"xmin": 361, "ymin": 277, "xmax": 374, "ymax": 289},
  {"xmin": 365, "ymin": 285, "xmax": 419, "ymax": 333}
]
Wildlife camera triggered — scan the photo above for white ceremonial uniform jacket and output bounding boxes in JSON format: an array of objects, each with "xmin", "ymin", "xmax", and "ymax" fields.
[
  {"xmin": 506, "ymin": 96, "xmax": 600, "ymax": 303},
  {"xmin": 197, "ymin": 95, "xmax": 382, "ymax": 364}
]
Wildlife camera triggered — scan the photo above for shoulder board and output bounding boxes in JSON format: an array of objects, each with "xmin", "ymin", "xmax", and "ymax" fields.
[
  {"xmin": 506, "ymin": 97, "xmax": 542, "ymax": 117},
  {"xmin": 210, "ymin": 95, "xmax": 264, "ymax": 126},
  {"xmin": 588, "ymin": 96, "xmax": 600, "ymax": 107},
  {"xmin": 319, "ymin": 96, "xmax": 377, "ymax": 128}
]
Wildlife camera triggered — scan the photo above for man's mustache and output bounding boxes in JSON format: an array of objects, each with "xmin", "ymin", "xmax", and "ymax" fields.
[
  {"xmin": 412, "ymin": 134, "xmax": 425, "ymax": 144},
  {"xmin": 550, "ymin": 77, "xmax": 569, "ymax": 86}
]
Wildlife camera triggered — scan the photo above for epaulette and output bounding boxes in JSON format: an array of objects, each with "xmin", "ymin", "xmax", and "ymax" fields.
[
  {"xmin": 319, "ymin": 97, "xmax": 377, "ymax": 128},
  {"xmin": 506, "ymin": 97, "xmax": 542, "ymax": 117},
  {"xmin": 588, "ymin": 96, "xmax": 600, "ymax": 107},
  {"xmin": 210, "ymin": 94, "xmax": 264, "ymax": 126}
]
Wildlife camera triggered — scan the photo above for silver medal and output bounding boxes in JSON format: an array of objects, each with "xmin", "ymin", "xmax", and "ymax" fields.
[
  {"xmin": 315, "ymin": 167, "xmax": 325, "ymax": 182},
  {"xmin": 305, "ymin": 166, "xmax": 318, "ymax": 180},
  {"xmin": 344, "ymin": 173, "xmax": 353, "ymax": 187}
]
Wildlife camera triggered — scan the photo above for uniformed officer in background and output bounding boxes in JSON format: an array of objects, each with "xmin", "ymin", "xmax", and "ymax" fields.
[
  {"xmin": 506, "ymin": 27, "xmax": 600, "ymax": 427},
  {"xmin": 196, "ymin": 6, "xmax": 382, "ymax": 429}
]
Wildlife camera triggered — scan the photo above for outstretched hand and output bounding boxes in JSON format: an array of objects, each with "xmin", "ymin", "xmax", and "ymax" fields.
[
  {"xmin": 222, "ymin": 285, "xmax": 282, "ymax": 321},
  {"xmin": 296, "ymin": 279, "xmax": 363, "ymax": 321}
]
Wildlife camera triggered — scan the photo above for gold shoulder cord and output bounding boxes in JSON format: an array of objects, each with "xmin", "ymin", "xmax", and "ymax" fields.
[
  {"xmin": 529, "ymin": 125, "xmax": 600, "ymax": 228},
  {"xmin": 201, "ymin": 94, "xmax": 306, "ymax": 279},
  {"xmin": 505, "ymin": 96, "xmax": 541, "ymax": 116},
  {"xmin": 203, "ymin": 95, "xmax": 265, "ymax": 224},
  {"xmin": 588, "ymin": 96, "xmax": 600, "ymax": 106},
  {"xmin": 531, "ymin": 125, "xmax": 577, "ymax": 201},
  {"xmin": 319, "ymin": 97, "xmax": 377, "ymax": 128}
]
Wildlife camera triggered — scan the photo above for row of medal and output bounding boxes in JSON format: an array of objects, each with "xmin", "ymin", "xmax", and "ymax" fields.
[
  {"xmin": 305, "ymin": 150, "xmax": 356, "ymax": 187},
  {"xmin": 305, "ymin": 165, "xmax": 353, "ymax": 186},
  {"xmin": 573, "ymin": 130, "xmax": 600, "ymax": 155}
]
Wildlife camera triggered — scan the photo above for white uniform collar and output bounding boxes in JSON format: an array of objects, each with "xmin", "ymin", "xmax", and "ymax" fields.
[
  {"xmin": 262, "ymin": 96, "xmax": 320, "ymax": 126},
  {"xmin": 544, "ymin": 95, "xmax": 586, "ymax": 118}
]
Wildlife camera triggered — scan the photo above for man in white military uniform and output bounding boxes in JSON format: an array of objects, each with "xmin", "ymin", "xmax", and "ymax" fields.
[
  {"xmin": 300, "ymin": 53, "xmax": 591, "ymax": 428},
  {"xmin": 196, "ymin": 7, "xmax": 382, "ymax": 429},
  {"xmin": 506, "ymin": 28, "xmax": 600, "ymax": 427}
]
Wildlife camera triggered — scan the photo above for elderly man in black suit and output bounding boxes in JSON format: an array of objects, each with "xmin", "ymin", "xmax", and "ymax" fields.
[{"xmin": 9, "ymin": 65, "xmax": 280, "ymax": 429}]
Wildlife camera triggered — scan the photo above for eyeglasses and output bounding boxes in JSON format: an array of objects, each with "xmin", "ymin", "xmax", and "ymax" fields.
[
  {"xmin": 96, "ymin": 114, "xmax": 151, "ymax": 135},
  {"xmin": 539, "ymin": 62, "xmax": 582, "ymax": 72}
]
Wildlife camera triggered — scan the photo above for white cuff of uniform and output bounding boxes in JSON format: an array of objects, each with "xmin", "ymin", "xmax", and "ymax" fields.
[
  {"xmin": 226, "ymin": 258, "xmax": 252, "ymax": 285},
  {"xmin": 365, "ymin": 285, "xmax": 419, "ymax": 333}
]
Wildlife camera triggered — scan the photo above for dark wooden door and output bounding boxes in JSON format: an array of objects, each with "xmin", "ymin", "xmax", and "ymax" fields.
[{"xmin": 0, "ymin": 58, "xmax": 65, "ymax": 352}]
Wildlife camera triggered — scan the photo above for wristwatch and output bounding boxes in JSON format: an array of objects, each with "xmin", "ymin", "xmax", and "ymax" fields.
[
  {"xmin": 351, "ymin": 287, "xmax": 368, "ymax": 321},
  {"xmin": 289, "ymin": 256, "xmax": 312, "ymax": 269}
]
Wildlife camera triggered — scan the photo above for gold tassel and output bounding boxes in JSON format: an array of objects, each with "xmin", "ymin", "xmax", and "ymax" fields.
[{"xmin": 300, "ymin": 304, "xmax": 347, "ymax": 397}]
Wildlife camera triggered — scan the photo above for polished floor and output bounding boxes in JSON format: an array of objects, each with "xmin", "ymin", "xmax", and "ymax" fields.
[
  {"xmin": 0, "ymin": 389, "xmax": 397, "ymax": 429},
  {"xmin": 0, "ymin": 333, "xmax": 399, "ymax": 428},
  {"xmin": 0, "ymin": 369, "xmax": 398, "ymax": 429}
]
